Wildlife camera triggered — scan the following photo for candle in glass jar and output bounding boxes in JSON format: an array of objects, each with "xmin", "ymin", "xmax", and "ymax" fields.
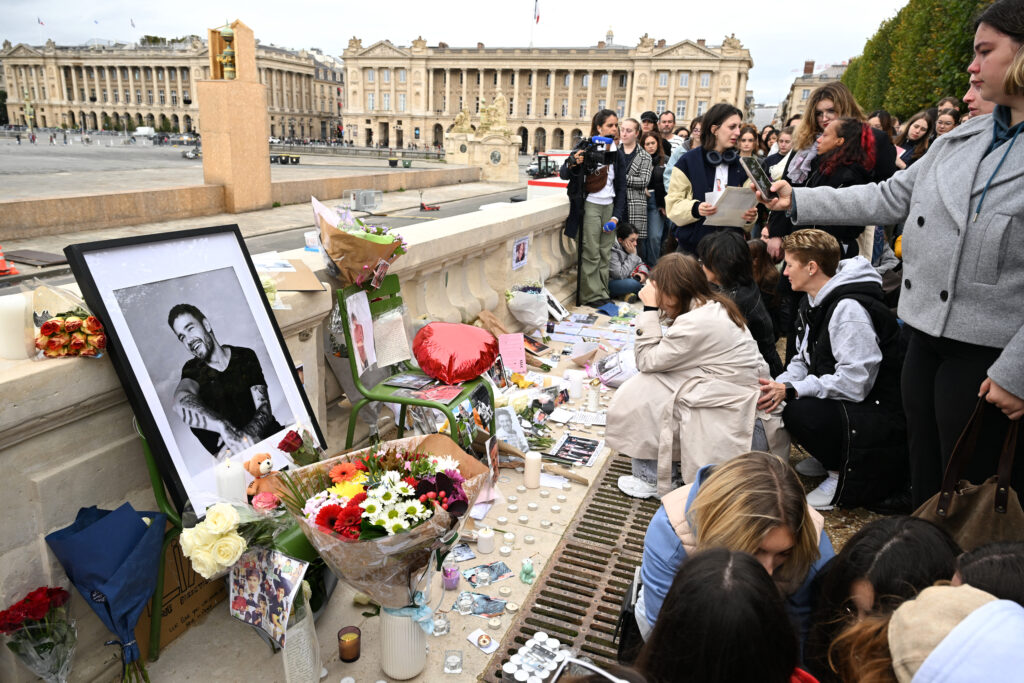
[
  {"xmin": 442, "ymin": 562, "xmax": 460, "ymax": 591},
  {"xmin": 338, "ymin": 626, "xmax": 361, "ymax": 662}
]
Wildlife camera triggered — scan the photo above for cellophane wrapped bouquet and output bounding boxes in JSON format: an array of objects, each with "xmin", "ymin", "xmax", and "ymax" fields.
[
  {"xmin": 0, "ymin": 587, "xmax": 77, "ymax": 683},
  {"xmin": 278, "ymin": 434, "xmax": 489, "ymax": 608},
  {"xmin": 180, "ymin": 496, "xmax": 292, "ymax": 580}
]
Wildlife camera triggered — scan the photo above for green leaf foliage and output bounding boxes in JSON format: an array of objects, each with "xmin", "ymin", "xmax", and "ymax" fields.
[{"xmin": 846, "ymin": 0, "xmax": 994, "ymax": 119}]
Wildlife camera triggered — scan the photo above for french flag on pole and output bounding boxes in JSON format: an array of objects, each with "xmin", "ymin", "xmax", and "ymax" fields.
[{"xmin": 534, "ymin": 0, "xmax": 540, "ymax": 24}]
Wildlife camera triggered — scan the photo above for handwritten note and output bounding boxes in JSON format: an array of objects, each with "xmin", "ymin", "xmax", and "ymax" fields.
[{"xmin": 499, "ymin": 333, "xmax": 527, "ymax": 373}]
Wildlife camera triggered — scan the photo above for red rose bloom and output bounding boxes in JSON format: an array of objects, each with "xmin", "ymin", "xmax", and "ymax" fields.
[
  {"xmin": 47, "ymin": 587, "xmax": 69, "ymax": 608},
  {"xmin": 314, "ymin": 504, "xmax": 344, "ymax": 533},
  {"xmin": 277, "ymin": 430, "xmax": 303, "ymax": 453},
  {"xmin": 23, "ymin": 592, "xmax": 50, "ymax": 621},
  {"xmin": 63, "ymin": 316, "xmax": 83, "ymax": 333},
  {"xmin": 69, "ymin": 332, "xmax": 88, "ymax": 352},
  {"xmin": 40, "ymin": 319, "xmax": 63, "ymax": 336},
  {"xmin": 46, "ymin": 334, "xmax": 69, "ymax": 351},
  {"xmin": 82, "ymin": 316, "xmax": 104, "ymax": 334},
  {"xmin": 86, "ymin": 333, "xmax": 106, "ymax": 350}
]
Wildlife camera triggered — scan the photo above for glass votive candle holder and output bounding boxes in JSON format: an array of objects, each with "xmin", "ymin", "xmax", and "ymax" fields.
[
  {"xmin": 444, "ymin": 650, "xmax": 463, "ymax": 674},
  {"xmin": 456, "ymin": 591, "xmax": 474, "ymax": 615},
  {"xmin": 433, "ymin": 611, "xmax": 451, "ymax": 637},
  {"xmin": 338, "ymin": 626, "xmax": 361, "ymax": 662},
  {"xmin": 442, "ymin": 559, "xmax": 461, "ymax": 591},
  {"xmin": 476, "ymin": 568, "xmax": 492, "ymax": 587}
]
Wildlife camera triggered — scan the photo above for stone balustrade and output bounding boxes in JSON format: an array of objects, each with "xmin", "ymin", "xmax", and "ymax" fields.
[{"xmin": 0, "ymin": 194, "xmax": 572, "ymax": 682}]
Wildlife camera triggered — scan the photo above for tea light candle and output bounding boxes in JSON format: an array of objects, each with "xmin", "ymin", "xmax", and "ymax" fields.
[
  {"xmin": 527, "ymin": 502, "xmax": 539, "ymax": 511},
  {"xmin": 507, "ymin": 504, "xmax": 519, "ymax": 513},
  {"xmin": 499, "ymin": 585, "xmax": 512, "ymax": 597},
  {"xmin": 517, "ymin": 515, "xmax": 529, "ymax": 525},
  {"xmin": 524, "ymin": 535, "xmax": 535, "ymax": 544},
  {"xmin": 507, "ymin": 602, "xmax": 520, "ymax": 613},
  {"xmin": 516, "ymin": 485, "xmax": 527, "ymax": 493},
  {"xmin": 557, "ymin": 495, "xmax": 567, "ymax": 503},
  {"xmin": 488, "ymin": 617, "xmax": 502, "ymax": 630},
  {"xmin": 563, "ymin": 483, "xmax": 573, "ymax": 491},
  {"xmin": 477, "ymin": 527, "xmax": 495, "ymax": 554},
  {"xmin": 551, "ymin": 505, "xmax": 562, "ymax": 514},
  {"xmin": 540, "ymin": 519, "xmax": 552, "ymax": 528},
  {"xmin": 338, "ymin": 626, "xmax": 361, "ymax": 662},
  {"xmin": 507, "ymin": 495, "xmax": 519, "ymax": 503},
  {"xmin": 539, "ymin": 489, "xmax": 550, "ymax": 498},
  {"xmin": 496, "ymin": 516, "xmax": 509, "ymax": 525},
  {"xmin": 503, "ymin": 532, "xmax": 516, "ymax": 544},
  {"xmin": 499, "ymin": 545, "xmax": 512, "ymax": 556}
]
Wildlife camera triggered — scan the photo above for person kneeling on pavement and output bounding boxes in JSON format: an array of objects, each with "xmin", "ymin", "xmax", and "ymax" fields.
[
  {"xmin": 758, "ymin": 229, "xmax": 907, "ymax": 511},
  {"xmin": 609, "ymin": 222, "xmax": 648, "ymax": 301},
  {"xmin": 607, "ymin": 253, "xmax": 788, "ymax": 499}
]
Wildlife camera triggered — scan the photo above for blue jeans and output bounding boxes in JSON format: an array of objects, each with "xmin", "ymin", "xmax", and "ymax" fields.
[
  {"xmin": 610, "ymin": 278, "xmax": 643, "ymax": 298},
  {"xmin": 640, "ymin": 194, "xmax": 664, "ymax": 268}
]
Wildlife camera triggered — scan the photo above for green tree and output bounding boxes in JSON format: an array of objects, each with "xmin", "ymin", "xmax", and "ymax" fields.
[
  {"xmin": 854, "ymin": 14, "xmax": 899, "ymax": 113},
  {"xmin": 841, "ymin": 57, "xmax": 862, "ymax": 101}
]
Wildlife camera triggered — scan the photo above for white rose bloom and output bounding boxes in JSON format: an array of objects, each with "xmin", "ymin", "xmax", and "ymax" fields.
[
  {"xmin": 204, "ymin": 503, "xmax": 240, "ymax": 534},
  {"xmin": 189, "ymin": 546, "xmax": 221, "ymax": 579},
  {"xmin": 180, "ymin": 523, "xmax": 217, "ymax": 556},
  {"xmin": 212, "ymin": 532, "xmax": 247, "ymax": 568}
]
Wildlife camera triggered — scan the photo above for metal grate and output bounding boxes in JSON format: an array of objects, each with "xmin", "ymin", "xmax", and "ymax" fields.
[{"xmin": 484, "ymin": 453, "xmax": 660, "ymax": 680}]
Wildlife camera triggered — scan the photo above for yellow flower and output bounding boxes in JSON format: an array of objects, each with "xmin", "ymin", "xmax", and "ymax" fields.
[
  {"xmin": 189, "ymin": 545, "xmax": 220, "ymax": 579},
  {"xmin": 329, "ymin": 479, "xmax": 366, "ymax": 500},
  {"xmin": 212, "ymin": 532, "xmax": 247, "ymax": 568},
  {"xmin": 204, "ymin": 503, "xmax": 240, "ymax": 534}
]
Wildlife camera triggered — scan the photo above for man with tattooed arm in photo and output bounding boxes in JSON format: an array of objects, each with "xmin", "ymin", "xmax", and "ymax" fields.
[{"xmin": 168, "ymin": 303, "xmax": 284, "ymax": 458}]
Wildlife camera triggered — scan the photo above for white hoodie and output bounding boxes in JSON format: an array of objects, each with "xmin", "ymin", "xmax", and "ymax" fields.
[{"xmin": 777, "ymin": 256, "xmax": 885, "ymax": 402}]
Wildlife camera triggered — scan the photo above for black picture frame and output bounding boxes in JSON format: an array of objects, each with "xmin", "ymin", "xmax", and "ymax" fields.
[{"xmin": 65, "ymin": 224, "xmax": 325, "ymax": 515}]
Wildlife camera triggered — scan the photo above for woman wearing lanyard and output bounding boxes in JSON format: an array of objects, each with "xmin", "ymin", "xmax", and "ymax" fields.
[
  {"xmin": 759, "ymin": 0, "xmax": 1024, "ymax": 509},
  {"xmin": 665, "ymin": 103, "xmax": 758, "ymax": 255}
]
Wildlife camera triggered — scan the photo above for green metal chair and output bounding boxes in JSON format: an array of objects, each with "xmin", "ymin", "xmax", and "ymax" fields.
[{"xmin": 337, "ymin": 274, "xmax": 496, "ymax": 449}]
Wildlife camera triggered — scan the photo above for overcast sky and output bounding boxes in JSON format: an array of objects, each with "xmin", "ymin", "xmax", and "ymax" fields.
[{"xmin": 6, "ymin": 0, "xmax": 909, "ymax": 104}]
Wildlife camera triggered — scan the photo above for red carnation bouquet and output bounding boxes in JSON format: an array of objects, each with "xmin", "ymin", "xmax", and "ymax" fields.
[{"xmin": 0, "ymin": 586, "xmax": 77, "ymax": 683}]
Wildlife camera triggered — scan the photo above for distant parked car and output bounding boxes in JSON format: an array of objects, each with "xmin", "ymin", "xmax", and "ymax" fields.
[{"xmin": 269, "ymin": 136, "xmax": 281, "ymax": 144}]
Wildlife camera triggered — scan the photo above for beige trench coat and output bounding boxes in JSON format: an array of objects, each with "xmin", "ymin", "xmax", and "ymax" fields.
[{"xmin": 606, "ymin": 304, "xmax": 789, "ymax": 496}]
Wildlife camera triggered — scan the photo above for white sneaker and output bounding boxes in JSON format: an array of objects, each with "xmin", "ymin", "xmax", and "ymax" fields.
[
  {"xmin": 795, "ymin": 457, "xmax": 828, "ymax": 477},
  {"xmin": 806, "ymin": 471, "xmax": 839, "ymax": 510},
  {"xmin": 617, "ymin": 475, "xmax": 658, "ymax": 499}
]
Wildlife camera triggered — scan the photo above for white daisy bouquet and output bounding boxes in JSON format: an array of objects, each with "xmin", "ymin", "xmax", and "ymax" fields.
[{"xmin": 278, "ymin": 434, "xmax": 490, "ymax": 608}]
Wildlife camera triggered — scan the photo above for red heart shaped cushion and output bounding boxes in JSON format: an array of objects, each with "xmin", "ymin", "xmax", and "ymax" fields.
[{"xmin": 413, "ymin": 323, "xmax": 498, "ymax": 384}]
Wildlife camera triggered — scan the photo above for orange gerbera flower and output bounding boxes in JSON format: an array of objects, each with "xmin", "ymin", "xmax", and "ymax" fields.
[{"xmin": 329, "ymin": 461, "xmax": 364, "ymax": 483}]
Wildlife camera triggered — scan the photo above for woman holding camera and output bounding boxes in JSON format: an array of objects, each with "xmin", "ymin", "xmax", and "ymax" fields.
[
  {"xmin": 758, "ymin": 0, "xmax": 1024, "ymax": 509},
  {"xmin": 560, "ymin": 109, "xmax": 627, "ymax": 306},
  {"xmin": 665, "ymin": 103, "xmax": 759, "ymax": 255}
]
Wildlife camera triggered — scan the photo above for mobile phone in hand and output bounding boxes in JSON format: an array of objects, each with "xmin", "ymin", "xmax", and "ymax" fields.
[{"xmin": 739, "ymin": 156, "xmax": 777, "ymax": 201}]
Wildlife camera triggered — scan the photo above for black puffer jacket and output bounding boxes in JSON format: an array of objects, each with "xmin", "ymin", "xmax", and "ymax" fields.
[{"xmin": 719, "ymin": 281, "xmax": 784, "ymax": 377}]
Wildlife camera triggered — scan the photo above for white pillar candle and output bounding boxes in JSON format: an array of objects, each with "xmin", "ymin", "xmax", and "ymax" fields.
[
  {"xmin": 215, "ymin": 459, "xmax": 247, "ymax": 502},
  {"xmin": 0, "ymin": 293, "xmax": 29, "ymax": 360},
  {"xmin": 524, "ymin": 451, "xmax": 542, "ymax": 489},
  {"xmin": 563, "ymin": 370, "xmax": 585, "ymax": 399},
  {"xmin": 477, "ymin": 527, "xmax": 495, "ymax": 554}
]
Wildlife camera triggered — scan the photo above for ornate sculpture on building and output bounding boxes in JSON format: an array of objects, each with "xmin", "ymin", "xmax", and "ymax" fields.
[
  {"xmin": 490, "ymin": 90, "xmax": 509, "ymax": 133},
  {"xmin": 347, "ymin": 37, "xmax": 363, "ymax": 51},
  {"xmin": 723, "ymin": 34, "xmax": 742, "ymax": 49},
  {"xmin": 452, "ymin": 109, "xmax": 473, "ymax": 133},
  {"xmin": 216, "ymin": 26, "xmax": 237, "ymax": 79},
  {"xmin": 477, "ymin": 103, "xmax": 493, "ymax": 134}
]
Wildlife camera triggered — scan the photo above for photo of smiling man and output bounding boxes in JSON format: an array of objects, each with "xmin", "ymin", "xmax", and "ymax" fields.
[{"xmin": 169, "ymin": 302, "xmax": 284, "ymax": 457}]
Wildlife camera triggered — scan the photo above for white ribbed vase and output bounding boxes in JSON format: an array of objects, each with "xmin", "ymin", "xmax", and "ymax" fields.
[{"xmin": 379, "ymin": 611, "xmax": 427, "ymax": 680}]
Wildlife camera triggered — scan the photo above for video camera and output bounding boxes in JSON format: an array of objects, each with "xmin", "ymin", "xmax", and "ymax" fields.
[{"xmin": 570, "ymin": 135, "xmax": 615, "ymax": 175}]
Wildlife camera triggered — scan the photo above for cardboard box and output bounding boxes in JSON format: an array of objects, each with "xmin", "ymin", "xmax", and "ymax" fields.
[{"xmin": 134, "ymin": 531, "xmax": 227, "ymax": 661}]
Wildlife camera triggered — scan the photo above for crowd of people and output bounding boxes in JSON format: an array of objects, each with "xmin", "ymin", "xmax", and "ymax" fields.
[{"xmin": 557, "ymin": 2, "xmax": 1024, "ymax": 681}]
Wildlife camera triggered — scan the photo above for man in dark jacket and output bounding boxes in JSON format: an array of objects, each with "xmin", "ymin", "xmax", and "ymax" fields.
[{"xmin": 758, "ymin": 229, "xmax": 907, "ymax": 511}]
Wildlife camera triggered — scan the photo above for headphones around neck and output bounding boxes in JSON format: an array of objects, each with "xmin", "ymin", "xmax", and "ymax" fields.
[{"xmin": 705, "ymin": 148, "xmax": 738, "ymax": 165}]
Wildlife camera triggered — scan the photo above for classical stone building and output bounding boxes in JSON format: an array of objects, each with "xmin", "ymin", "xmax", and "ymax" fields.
[
  {"xmin": 778, "ymin": 60, "xmax": 848, "ymax": 124},
  {"xmin": 341, "ymin": 30, "xmax": 753, "ymax": 152},
  {"xmin": 0, "ymin": 37, "xmax": 343, "ymax": 138}
]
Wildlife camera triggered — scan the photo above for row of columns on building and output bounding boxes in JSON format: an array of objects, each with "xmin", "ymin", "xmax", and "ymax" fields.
[
  {"xmin": 357, "ymin": 66, "xmax": 745, "ymax": 120},
  {"xmin": 47, "ymin": 64, "xmax": 195, "ymax": 108}
]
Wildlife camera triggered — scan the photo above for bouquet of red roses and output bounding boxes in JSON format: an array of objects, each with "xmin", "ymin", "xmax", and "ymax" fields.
[
  {"xmin": 34, "ymin": 308, "xmax": 107, "ymax": 359},
  {"xmin": 0, "ymin": 587, "xmax": 77, "ymax": 683}
]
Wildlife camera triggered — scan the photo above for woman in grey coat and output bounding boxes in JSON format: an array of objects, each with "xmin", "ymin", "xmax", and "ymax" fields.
[{"xmin": 759, "ymin": 0, "xmax": 1024, "ymax": 508}]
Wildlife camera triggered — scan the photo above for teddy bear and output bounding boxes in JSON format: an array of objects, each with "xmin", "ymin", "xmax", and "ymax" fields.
[{"xmin": 244, "ymin": 453, "xmax": 282, "ymax": 497}]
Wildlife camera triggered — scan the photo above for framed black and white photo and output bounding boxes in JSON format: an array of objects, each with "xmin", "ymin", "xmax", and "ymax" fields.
[{"xmin": 65, "ymin": 225, "xmax": 324, "ymax": 515}]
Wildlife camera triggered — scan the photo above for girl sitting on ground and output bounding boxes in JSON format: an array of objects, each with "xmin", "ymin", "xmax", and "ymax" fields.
[
  {"xmin": 635, "ymin": 548, "xmax": 817, "ymax": 683},
  {"xmin": 609, "ymin": 222, "xmax": 647, "ymax": 300},
  {"xmin": 606, "ymin": 254, "xmax": 788, "ymax": 499},
  {"xmin": 804, "ymin": 516, "xmax": 961, "ymax": 682},
  {"xmin": 630, "ymin": 452, "xmax": 834, "ymax": 642}
]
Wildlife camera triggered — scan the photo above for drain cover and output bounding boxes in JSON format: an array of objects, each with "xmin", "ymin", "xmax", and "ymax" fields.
[{"xmin": 485, "ymin": 453, "xmax": 659, "ymax": 679}]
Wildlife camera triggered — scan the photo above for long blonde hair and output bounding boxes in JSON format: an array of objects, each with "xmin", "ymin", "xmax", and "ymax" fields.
[
  {"xmin": 688, "ymin": 452, "xmax": 820, "ymax": 593},
  {"xmin": 793, "ymin": 82, "xmax": 864, "ymax": 151}
]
